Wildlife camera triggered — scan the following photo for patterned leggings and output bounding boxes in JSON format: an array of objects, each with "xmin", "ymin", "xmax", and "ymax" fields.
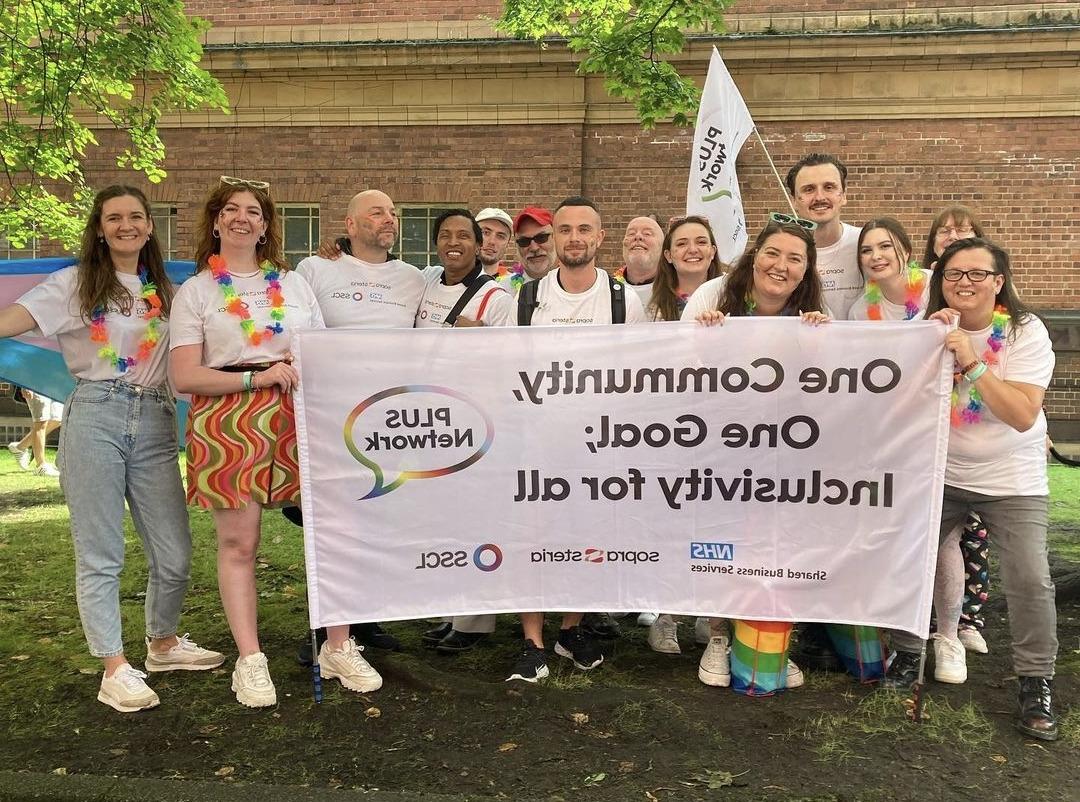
[{"xmin": 959, "ymin": 512, "xmax": 991, "ymax": 630}]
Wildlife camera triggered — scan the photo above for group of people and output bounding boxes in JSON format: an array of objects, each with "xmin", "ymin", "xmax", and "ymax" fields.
[{"xmin": 0, "ymin": 152, "xmax": 1059, "ymax": 742}]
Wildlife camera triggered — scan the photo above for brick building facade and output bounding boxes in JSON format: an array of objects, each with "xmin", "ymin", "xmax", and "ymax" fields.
[{"xmin": 52, "ymin": 1, "xmax": 1080, "ymax": 436}]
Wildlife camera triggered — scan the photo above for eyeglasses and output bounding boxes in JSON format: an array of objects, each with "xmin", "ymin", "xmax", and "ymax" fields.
[
  {"xmin": 220, "ymin": 175, "xmax": 270, "ymax": 191},
  {"xmin": 515, "ymin": 231, "xmax": 552, "ymax": 248},
  {"xmin": 936, "ymin": 225, "xmax": 974, "ymax": 238},
  {"xmin": 769, "ymin": 212, "xmax": 817, "ymax": 231},
  {"xmin": 941, "ymin": 268, "xmax": 998, "ymax": 282}
]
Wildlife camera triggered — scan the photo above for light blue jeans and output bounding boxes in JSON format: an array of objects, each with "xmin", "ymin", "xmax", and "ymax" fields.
[{"xmin": 59, "ymin": 379, "xmax": 192, "ymax": 658}]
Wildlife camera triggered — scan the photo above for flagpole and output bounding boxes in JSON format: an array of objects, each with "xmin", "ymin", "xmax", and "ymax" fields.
[{"xmin": 753, "ymin": 128, "xmax": 799, "ymax": 217}]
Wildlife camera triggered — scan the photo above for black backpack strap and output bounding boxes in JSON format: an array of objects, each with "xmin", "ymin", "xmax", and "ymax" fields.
[
  {"xmin": 517, "ymin": 279, "xmax": 540, "ymax": 326},
  {"xmin": 444, "ymin": 272, "xmax": 495, "ymax": 326},
  {"xmin": 608, "ymin": 272, "xmax": 626, "ymax": 324}
]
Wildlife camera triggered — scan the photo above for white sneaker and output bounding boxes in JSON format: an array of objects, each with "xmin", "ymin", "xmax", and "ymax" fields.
[
  {"xmin": 957, "ymin": 626, "xmax": 988, "ymax": 654},
  {"xmin": 34, "ymin": 462, "xmax": 59, "ymax": 477},
  {"xmin": 636, "ymin": 612, "xmax": 658, "ymax": 626},
  {"xmin": 647, "ymin": 615, "xmax": 680, "ymax": 654},
  {"xmin": 318, "ymin": 637, "xmax": 383, "ymax": 693},
  {"xmin": 786, "ymin": 658, "xmax": 805, "ymax": 689},
  {"xmin": 7, "ymin": 442, "xmax": 31, "ymax": 471},
  {"xmin": 145, "ymin": 634, "xmax": 226, "ymax": 672},
  {"xmin": 232, "ymin": 652, "xmax": 277, "ymax": 707},
  {"xmin": 698, "ymin": 636, "xmax": 731, "ymax": 687},
  {"xmin": 695, "ymin": 617, "xmax": 711, "ymax": 646},
  {"xmin": 933, "ymin": 633, "xmax": 967, "ymax": 683},
  {"xmin": 98, "ymin": 664, "xmax": 160, "ymax": 713}
]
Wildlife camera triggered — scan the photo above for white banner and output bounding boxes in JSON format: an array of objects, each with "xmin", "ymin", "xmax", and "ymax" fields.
[
  {"xmin": 686, "ymin": 47, "xmax": 755, "ymax": 266},
  {"xmin": 294, "ymin": 321, "xmax": 952, "ymax": 637}
]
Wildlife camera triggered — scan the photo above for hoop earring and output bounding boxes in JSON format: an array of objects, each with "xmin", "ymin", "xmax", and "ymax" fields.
[
  {"xmin": 258, "ymin": 233, "xmax": 267, "ymax": 245},
  {"xmin": 212, "ymin": 227, "xmax": 220, "ymax": 239}
]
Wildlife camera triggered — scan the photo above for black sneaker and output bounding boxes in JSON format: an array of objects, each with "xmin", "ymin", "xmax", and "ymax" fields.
[
  {"xmin": 352, "ymin": 622, "xmax": 401, "ymax": 651},
  {"xmin": 555, "ymin": 626, "xmax": 604, "ymax": 670},
  {"xmin": 881, "ymin": 649, "xmax": 921, "ymax": 690},
  {"xmin": 581, "ymin": 612, "xmax": 621, "ymax": 640},
  {"xmin": 1016, "ymin": 676, "xmax": 1058, "ymax": 741},
  {"xmin": 506, "ymin": 640, "xmax": 549, "ymax": 683},
  {"xmin": 793, "ymin": 622, "xmax": 843, "ymax": 672},
  {"xmin": 296, "ymin": 628, "xmax": 328, "ymax": 667},
  {"xmin": 435, "ymin": 630, "xmax": 488, "ymax": 654},
  {"xmin": 421, "ymin": 622, "xmax": 453, "ymax": 647}
]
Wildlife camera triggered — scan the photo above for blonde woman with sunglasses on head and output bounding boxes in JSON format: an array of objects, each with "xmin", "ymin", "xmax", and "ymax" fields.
[
  {"xmin": 170, "ymin": 178, "xmax": 378, "ymax": 708},
  {"xmin": 0, "ymin": 185, "xmax": 224, "ymax": 713}
]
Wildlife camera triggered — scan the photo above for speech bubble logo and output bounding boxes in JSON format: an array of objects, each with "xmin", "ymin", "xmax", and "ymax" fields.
[{"xmin": 343, "ymin": 385, "xmax": 494, "ymax": 500}]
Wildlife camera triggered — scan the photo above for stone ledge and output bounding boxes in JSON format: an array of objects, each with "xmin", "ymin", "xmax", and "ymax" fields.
[{"xmin": 199, "ymin": 4, "xmax": 1080, "ymax": 47}]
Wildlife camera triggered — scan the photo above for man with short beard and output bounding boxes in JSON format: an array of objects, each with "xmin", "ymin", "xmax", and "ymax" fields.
[
  {"xmin": 475, "ymin": 208, "xmax": 513, "ymax": 277},
  {"xmin": 501, "ymin": 196, "xmax": 645, "ymax": 683},
  {"xmin": 293, "ymin": 189, "xmax": 427, "ymax": 658},
  {"xmin": 785, "ymin": 153, "xmax": 863, "ymax": 319},
  {"xmin": 496, "ymin": 206, "xmax": 558, "ymax": 293},
  {"xmin": 617, "ymin": 216, "xmax": 664, "ymax": 306}
]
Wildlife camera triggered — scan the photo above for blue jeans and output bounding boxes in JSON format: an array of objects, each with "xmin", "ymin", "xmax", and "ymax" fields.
[{"xmin": 59, "ymin": 380, "xmax": 192, "ymax": 658}]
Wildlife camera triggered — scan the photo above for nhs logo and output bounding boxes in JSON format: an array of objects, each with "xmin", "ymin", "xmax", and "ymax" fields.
[{"xmin": 690, "ymin": 542, "xmax": 734, "ymax": 561}]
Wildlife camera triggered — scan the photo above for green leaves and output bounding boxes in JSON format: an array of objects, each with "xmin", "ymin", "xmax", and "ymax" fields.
[
  {"xmin": 0, "ymin": 0, "xmax": 228, "ymax": 250},
  {"xmin": 498, "ymin": 0, "xmax": 733, "ymax": 127}
]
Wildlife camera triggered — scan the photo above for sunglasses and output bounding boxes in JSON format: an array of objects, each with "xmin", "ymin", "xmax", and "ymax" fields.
[
  {"xmin": 769, "ymin": 212, "xmax": 818, "ymax": 231},
  {"xmin": 515, "ymin": 231, "xmax": 552, "ymax": 248},
  {"xmin": 220, "ymin": 175, "xmax": 270, "ymax": 191}
]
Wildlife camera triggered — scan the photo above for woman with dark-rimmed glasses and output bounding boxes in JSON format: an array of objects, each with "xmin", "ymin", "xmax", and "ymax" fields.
[{"xmin": 884, "ymin": 237, "xmax": 1058, "ymax": 741}]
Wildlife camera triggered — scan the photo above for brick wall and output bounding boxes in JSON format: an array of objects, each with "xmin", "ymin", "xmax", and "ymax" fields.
[{"xmin": 78, "ymin": 115, "xmax": 1078, "ymax": 431}]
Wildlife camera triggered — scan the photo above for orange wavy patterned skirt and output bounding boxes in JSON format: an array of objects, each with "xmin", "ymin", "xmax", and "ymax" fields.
[{"xmin": 185, "ymin": 387, "xmax": 300, "ymax": 510}]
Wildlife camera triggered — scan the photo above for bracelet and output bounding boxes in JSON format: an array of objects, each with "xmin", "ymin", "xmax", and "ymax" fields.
[
  {"xmin": 965, "ymin": 361, "xmax": 988, "ymax": 383},
  {"xmin": 242, "ymin": 370, "xmax": 253, "ymax": 391},
  {"xmin": 958, "ymin": 359, "xmax": 979, "ymax": 376}
]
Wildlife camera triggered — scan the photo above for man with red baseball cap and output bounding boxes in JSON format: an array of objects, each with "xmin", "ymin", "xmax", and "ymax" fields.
[{"xmin": 496, "ymin": 206, "xmax": 558, "ymax": 293}]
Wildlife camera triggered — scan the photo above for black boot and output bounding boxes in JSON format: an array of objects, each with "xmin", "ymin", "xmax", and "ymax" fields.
[
  {"xmin": 1016, "ymin": 676, "xmax": 1058, "ymax": 741},
  {"xmin": 881, "ymin": 650, "xmax": 920, "ymax": 691}
]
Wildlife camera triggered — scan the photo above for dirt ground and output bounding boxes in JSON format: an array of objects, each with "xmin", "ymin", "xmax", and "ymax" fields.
[{"xmin": 1, "ymin": 598, "xmax": 1077, "ymax": 802}]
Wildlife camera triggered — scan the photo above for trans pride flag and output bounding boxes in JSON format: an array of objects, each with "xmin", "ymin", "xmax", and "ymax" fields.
[{"xmin": 0, "ymin": 258, "xmax": 196, "ymax": 433}]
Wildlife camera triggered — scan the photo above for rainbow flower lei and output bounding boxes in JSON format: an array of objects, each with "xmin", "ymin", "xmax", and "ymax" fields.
[
  {"xmin": 614, "ymin": 266, "xmax": 627, "ymax": 283},
  {"xmin": 865, "ymin": 263, "xmax": 926, "ymax": 321},
  {"xmin": 89, "ymin": 268, "xmax": 163, "ymax": 373},
  {"xmin": 502, "ymin": 262, "xmax": 527, "ymax": 293},
  {"xmin": 951, "ymin": 305, "xmax": 1009, "ymax": 426},
  {"xmin": 208, "ymin": 254, "xmax": 285, "ymax": 345}
]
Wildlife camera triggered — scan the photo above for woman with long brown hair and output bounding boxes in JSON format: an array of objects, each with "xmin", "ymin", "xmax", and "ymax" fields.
[
  {"xmin": 0, "ymin": 185, "xmax": 223, "ymax": 713},
  {"xmin": 646, "ymin": 215, "xmax": 724, "ymax": 322}
]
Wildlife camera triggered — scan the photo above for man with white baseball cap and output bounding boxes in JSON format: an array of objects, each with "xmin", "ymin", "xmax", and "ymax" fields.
[{"xmin": 475, "ymin": 207, "xmax": 513, "ymax": 277}]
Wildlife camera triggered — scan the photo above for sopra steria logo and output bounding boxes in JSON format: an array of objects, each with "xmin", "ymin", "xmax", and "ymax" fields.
[{"xmin": 530, "ymin": 547, "xmax": 659, "ymax": 564}]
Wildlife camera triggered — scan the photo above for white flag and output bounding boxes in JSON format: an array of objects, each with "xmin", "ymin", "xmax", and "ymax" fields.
[{"xmin": 686, "ymin": 47, "xmax": 755, "ymax": 266}]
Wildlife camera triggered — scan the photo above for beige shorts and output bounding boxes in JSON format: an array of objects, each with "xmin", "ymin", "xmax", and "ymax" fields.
[{"xmin": 26, "ymin": 393, "xmax": 64, "ymax": 423}]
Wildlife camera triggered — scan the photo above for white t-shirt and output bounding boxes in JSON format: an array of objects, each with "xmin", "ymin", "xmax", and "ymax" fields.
[
  {"xmin": 816, "ymin": 223, "xmax": 862, "ymax": 320},
  {"xmin": 17, "ymin": 266, "xmax": 171, "ymax": 386},
  {"xmin": 847, "ymin": 269, "xmax": 931, "ymax": 321},
  {"xmin": 680, "ymin": 275, "xmax": 833, "ymax": 320},
  {"xmin": 169, "ymin": 268, "xmax": 324, "ymax": 367},
  {"xmin": 295, "ymin": 253, "xmax": 425, "ymax": 329},
  {"xmin": 505, "ymin": 267, "xmax": 647, "ymax": 326},
  {"xmin": 621, "ymin": 277, "xmax": 654, "ymax": 307},
  {"xmin": 945, "ymin": 315, "xmax": 1054, "ymax": 497},
  {"xmin": 415, "ymin": 267, "xmax": 513, "ymax": 328}
]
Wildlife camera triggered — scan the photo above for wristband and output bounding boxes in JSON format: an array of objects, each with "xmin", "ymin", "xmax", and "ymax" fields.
[
  {"xmin": 242, "ymin": 370, "xmax": 253, "ymax": 391},
  {"xmin": 958, "ymin": 359, "xmax": 979, "ymax": 376},
  {"xmin": 965, "ymin": 361, "xmax": 988, "ymax": 383}
]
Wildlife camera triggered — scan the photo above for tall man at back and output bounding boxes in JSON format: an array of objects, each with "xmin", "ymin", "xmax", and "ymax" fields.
[{"xmin": 785, "ymin": 153, "xmax": 863, "ymax": 319}]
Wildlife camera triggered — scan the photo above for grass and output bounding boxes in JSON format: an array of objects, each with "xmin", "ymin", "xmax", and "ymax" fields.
[{"xmin": 1, "ymin": 450, "xmax": 1078, "ymax": 800}]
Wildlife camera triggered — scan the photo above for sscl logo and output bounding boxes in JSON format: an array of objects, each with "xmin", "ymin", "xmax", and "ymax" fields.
[{"xmin": 415, "ymin": 543, "xmax": 503, "ymax": 572}]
